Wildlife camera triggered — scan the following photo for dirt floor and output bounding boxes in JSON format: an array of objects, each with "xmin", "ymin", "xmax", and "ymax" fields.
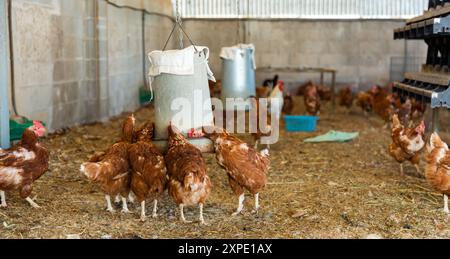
[{"xmin": 1, "ymin": 97, "xmax": 450, "ymax": 239}]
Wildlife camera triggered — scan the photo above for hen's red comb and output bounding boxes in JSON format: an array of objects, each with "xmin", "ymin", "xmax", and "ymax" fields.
[
  {"xmin": 32, "ymin": 121, "xmax": 46, "ymax": 137},
  {"xmin": 188, "ymin": 128, "xmax": 205, "ymax": 139},
  {"xmin": 278, "ymin": 81, "xmax": 285, "ymax": 91}
]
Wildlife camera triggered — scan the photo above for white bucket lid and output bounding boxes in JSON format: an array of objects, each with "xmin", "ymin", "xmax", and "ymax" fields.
[
  {"xmin": 220, "ymin": 43, "xmax": 256, "ymax": 69},
  {"xmin": 148, "ymin": 45, "xmax": 215, "ymax": 81}
]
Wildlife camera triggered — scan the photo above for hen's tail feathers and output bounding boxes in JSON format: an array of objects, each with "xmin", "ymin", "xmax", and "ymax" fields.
[
  {"xmin": 168, "ymin": 123, "xmax": 180, "ymax": 137},
  {"xmin": 113, "ymin": 172, "xmax": 129, "ymax": 181},
  {"xmin": 80, "ymin": 162, "xmax": 101, "ymax": 180},
  {"xmin": 183, "ymin": 172, "xmax": 196, "ymax": 191},
  {"xmin": 430, "ymin": 133, "xmax": 448, "ymax": 150},
  {"xmin": 168, "ymin": 124, "xmax": 190, "ymax": 147},
  {"xmin": 122, "ymin": 115, "xmax": 136, "ymax": 143}
]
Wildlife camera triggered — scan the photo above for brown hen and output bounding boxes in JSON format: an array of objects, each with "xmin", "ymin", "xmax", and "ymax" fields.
[
  {"xmin": 356, "ymin": 91, "xmax": 374, "ymax": 114},
  {"xmin": 80, "ymin": 115, "xmax": 135, "ymax": 213},
  {"xmin": 304, "ymin": 84, "xmax": 321, "ymax": 116},
  {"xmin": 204, "ymin": 127, "xmax": 270, "ymax": 216},
  {"xmin": 166, "ymin": 125, "xmax": 212, "ymax": 224},
  {"xmin": 129, "ymin": 122, "xmax": 167, "ymax": 221},
  {"xmin": 282, "ymin": 93, "xmax": 294, "ymax": 115},
  {"xmin": 317, "ymin": 85, "xmax": 332, "ymax": 102},
  {"xmin": 338, "ymin": 86, "xmax": 354, "ymax": 110}
]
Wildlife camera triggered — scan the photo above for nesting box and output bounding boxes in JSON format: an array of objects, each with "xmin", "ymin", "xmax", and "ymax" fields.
[
  {"xmin": 148, "ymin": 46, "xmax": 215, "ymax": 152},
  {"xmin": 220, "ymin": 44, "xmax": 256, "ymax": 110}
]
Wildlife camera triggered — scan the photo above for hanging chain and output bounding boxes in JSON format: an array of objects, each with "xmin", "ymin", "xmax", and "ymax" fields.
[
  {"xmin": 176, "ymin": 0, "xmax": 184, "ymax": 49},
  {"xmin": 236, "ymin": 0, "xmax": 240, "ymax": 45},
  {"xmin": 163, "ymin": 0, "xmax": 198, "ymax": 52}
]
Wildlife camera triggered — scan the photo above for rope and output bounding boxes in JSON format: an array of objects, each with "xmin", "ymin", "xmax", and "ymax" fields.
[
  {"xmin": 162, "ymin": 22, "xmax": 178, "ymax": 51},
  {"xmin": 178, "ymin": 24, "xmax": 199, "ymax": 52},
  {"xmin": 162, "ymin": 0, "xmax": 198, "ymax": 52}
]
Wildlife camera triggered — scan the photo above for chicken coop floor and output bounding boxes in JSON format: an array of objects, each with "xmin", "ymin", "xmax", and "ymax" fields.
[{"xmin": 1, "ymin": 97, "xmax": 450, "ymax": 239}]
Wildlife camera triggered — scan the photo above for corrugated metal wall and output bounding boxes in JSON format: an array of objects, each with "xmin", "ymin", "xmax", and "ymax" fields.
[{"xmin": 174, "ymin": 0, "xmax": 428, "ymax": 19}]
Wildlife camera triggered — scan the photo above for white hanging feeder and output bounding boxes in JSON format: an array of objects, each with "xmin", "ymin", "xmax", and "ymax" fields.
[
  {"xmin": 220, "ymin": 44, "xmax": 257, "ymax": 111},
  {"xmin": 147, "ymin": 20, "xmax": 215, "ymax": 153}
]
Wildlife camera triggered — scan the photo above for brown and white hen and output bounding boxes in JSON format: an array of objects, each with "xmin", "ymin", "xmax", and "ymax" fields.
[
  {"xmin": 426, "ymin": 133, "xmax": 450, "ymax": 213},
  {"xmin": 388, "ymin": 114, "xmax": 425, "ymax": 176},
  {"xmin": 0, "ymin": 126, "xmax": 49, "ymax": 208}
]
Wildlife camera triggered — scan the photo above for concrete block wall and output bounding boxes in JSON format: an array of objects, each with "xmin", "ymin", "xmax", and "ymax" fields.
[
  {"xmin": 8, "ymin": 0, "xmax": 429, "ymax": 131},
  {"xmin": 107, "ymin": 4, "xmax": 144, "ymax": 117},
  {"xmin": 183, "ymin": 19, "xmax": 428, "ymax": 91},
  {"xmin": 9, "ymin": 0, "xmax": 174, "ymax": 130},
  {"xmin": 11, "ymin": 0, "xmax": 92, "ymax": 130}
]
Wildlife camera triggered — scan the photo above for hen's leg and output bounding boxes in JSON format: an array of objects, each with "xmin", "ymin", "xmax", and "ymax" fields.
[
  {"xmin": 180, "ymin": 204, "xmax": 192, "ymax": 223},
  {"xmin": 254, "ymin": 140, "xmax": 259, "ymax": 149},
  {"xmin": 152, "ymin": 199, "xmax": 158, "ymax": 218},
  {"xmin": 232, "ymin": 194, "xmax": 245, "ymax": 216},
  {"xmin": 414, "ymin": 164, "xmax": 421, "ymax": 174},
  {"xmin": 140, "ymin": 201, "xmax": 146, "ymax": 222},
  {"xmin": 399, "ymin": 164, "xmax": 404, "ymax": 176},
  {"xmin": 25, "ymin": 197, "xmax": 40, "ymax": 209},
  {"xmin": 121, "ymin": 196, "xmax": 130, "ymax": 213},
  {"xmin": 105, "ymin": 195, "xmax": 115, "ymax": 212},
  {"xmin": 444, "ymin": 195, "xmax": 449, "ymax": 214},
  {"xmin": 199, "ymin": 203, "xmax": 206, "ymax": 225},
  {"xmin": 0, "ymin": 191, "xmax": 6, "ymax": 208},
  {"xmin": 229, "ymin": 176, "xmax": 245, "ymax": 216},
  {"xmin": 251, "ymin": 193, "xmax": 260, "ymax": 214}
]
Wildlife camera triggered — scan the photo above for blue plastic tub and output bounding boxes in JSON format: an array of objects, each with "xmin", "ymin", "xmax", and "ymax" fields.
[{"xmin": 284, "ymin": 115, "xmax": 319, "ymax": 132}]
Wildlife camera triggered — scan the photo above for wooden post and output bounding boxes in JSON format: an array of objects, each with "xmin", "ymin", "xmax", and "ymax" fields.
[
  {"xmin": 0, "ymin": 0, "xmax": 10, "ymax": 149},
  {"xmin": 331, "ymin": 71, "xmax": 336, "ymax": 112}
]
